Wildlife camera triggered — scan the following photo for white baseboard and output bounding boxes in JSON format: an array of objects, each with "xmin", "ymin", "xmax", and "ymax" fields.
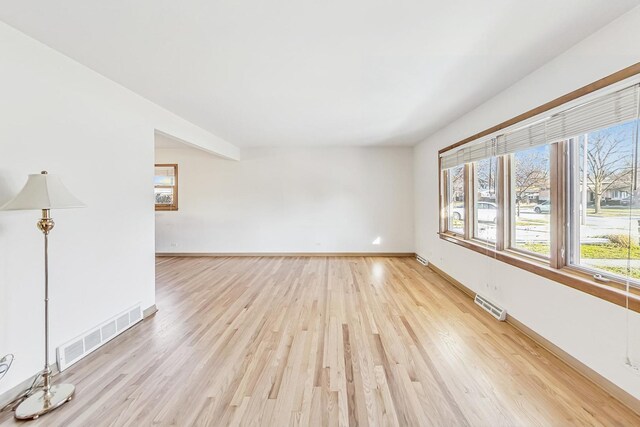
[{"xmin": 156, "ymin": 252, "xmax": 415, "ymax": 257}]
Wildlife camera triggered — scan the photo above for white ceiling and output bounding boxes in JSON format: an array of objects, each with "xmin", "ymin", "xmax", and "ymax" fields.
[{"xmin": 1, "ymin": 1, "xmax": 637, "ymax": 147}]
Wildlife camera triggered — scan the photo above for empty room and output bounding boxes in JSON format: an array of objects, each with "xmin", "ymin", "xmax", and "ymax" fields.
[{"xmin": 2, "ymin": 1, "xmax": 640, "ymax": 425}]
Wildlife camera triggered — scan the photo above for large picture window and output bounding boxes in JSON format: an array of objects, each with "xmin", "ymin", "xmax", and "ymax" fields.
[{"xmin": 437, "ymin": 65, "xmax": 640, "ymax": 311}]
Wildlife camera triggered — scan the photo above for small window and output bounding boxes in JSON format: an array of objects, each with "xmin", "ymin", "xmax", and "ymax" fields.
[{"xmin": 155, "ymin": 164, "xmax": 178, "ymax": 211}]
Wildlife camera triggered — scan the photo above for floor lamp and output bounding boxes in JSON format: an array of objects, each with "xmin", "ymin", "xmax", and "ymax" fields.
[{"xmin": 0, "ymin": 171, "xmax": 85, "ymax": 420}]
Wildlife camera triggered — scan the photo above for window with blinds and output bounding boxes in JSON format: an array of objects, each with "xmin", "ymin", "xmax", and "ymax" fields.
[
  {"xmin": 438, "ymin": 74, "xmax": 640, "ymax": 296},
  {"xmin": 440, "ymin": 84, "xmax": 639, "ymax": 171}
]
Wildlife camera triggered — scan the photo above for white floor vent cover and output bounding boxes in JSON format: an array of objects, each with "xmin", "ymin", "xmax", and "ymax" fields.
[
  {"xmin": 474, "ymin": 294, "xmax": 507, "ymax": 321},
  {"xmin": 57, "ymin": 303, "xmax": 142, "ymax": 371},
  {"xmin": 415, "ymin": 254, "xmax": 428, "ymax": 266}
]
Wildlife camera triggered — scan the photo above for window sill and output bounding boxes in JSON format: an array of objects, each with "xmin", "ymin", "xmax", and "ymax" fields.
[
  {"xmin": 438, "ymin": 232, "xmax": 640, "ymax": 313},
  {"xmin": 155, "ymin": 206, "xmax": 178, "ymax": 212}
]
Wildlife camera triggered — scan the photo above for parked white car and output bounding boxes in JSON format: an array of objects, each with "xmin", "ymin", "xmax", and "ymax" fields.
[
  {"xmin": 452, "ymin": 202, "xmax": 497, "ymax": 223},
  {"xmin": 533, "ymin": 200, "xmax": 550, "ymax": 214},
  {"xmin": 451, "ymin": 206, "xmax": 464, "ymax": 221}
]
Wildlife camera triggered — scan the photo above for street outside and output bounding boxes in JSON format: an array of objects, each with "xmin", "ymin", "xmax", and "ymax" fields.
[{"xmin": 468, "ymin": 203, "xmax": 640, "ymax": 280}]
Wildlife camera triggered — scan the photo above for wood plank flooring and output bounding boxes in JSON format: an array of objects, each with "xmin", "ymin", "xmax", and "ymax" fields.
[{"xmin": 1, "ymin": 256, "xmax": 638, "ymax": 426}]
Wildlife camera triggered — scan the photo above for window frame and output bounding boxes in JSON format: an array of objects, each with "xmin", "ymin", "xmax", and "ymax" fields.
[
  {"xmin": 564, "ymin": 133, "xmax": 640, "ymax": 285},
  {"xmin": 470, "ymin": 158, "xmax": 501, "ymax": 246},
  {"xmin": 437, "ymin": 63, "xmax": 640, "ymax": 313},
  {"xmin": 155, "ymin": 163, "xmax": 179, "ymax": 211},
  {"xmin": 442, "ymin": 163, "xmax": 471, "ymax": 239},
  {"xmin": 505, "ymin": 146, "xmax": 552, "ymax": 260}
]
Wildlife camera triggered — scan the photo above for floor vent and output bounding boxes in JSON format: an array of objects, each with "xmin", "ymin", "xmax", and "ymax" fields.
[
  {"xmin": 57, "ymin": 303, "xmax": 142, "ymax": 371},
  {"xmin": 474, "ymin": 294, "xmax": 506, "ymax": 321},
  {"xmin": 415, "ymin": 254, "xmax": 428, "ymax": 266}
]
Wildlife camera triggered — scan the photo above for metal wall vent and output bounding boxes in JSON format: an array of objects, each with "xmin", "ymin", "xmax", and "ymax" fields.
[
  {"xmin": 101, "ymin": 321, "xmax": 116, "ymax": 340},
  {"xmin": 116, "ymin": 314, "xmax": 129, "ymax": 332},
  {"xmin": 474, "ymin": 294, "xmax": 507, "ymax": 321},
  {"xmin": 64, "ymin": 340, "xmax": 84, "ymax": 363},
  {"xmin": 415, "ymin": 254, "xmax": 428, "ymax": 266},
  {"xmin": 57, "ymin": 303, "xmax": 143, "ymax": 371},
  {"xmin": 84, "ymin": 330, "xmax": 101, "ymax": 352},
  {"xmin": 129, "ymin": 306, "xmax": 142, "ymax": 323}
]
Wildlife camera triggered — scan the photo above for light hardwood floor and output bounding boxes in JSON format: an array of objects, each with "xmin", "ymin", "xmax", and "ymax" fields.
[{"xmin": 1, "ymin": 256, "xmax": 638, "ymax": 426}]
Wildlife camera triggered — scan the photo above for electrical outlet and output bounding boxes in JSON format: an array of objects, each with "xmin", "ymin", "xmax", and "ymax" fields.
[{"xmin": 0, "ymin": 354, "xmax": 14, "ymax": 382}]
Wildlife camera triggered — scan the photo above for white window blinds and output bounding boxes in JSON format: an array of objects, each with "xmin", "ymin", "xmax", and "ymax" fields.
[
  {"xmin": 546, "ymin": 84, "xmax": 639, "ymax": 143},
  {"xmin": 496, "ymin": 121, "xmax": 547, "ymax": 157},
  {"xmin": 440, "ymin": 83, "xmax": 640, "ymax": 170},
  {"xmin": 440, "ymin": 138, "xmax": 497, "ymax": 170}
]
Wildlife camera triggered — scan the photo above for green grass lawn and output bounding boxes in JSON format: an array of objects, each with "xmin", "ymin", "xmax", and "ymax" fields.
[
  {"xmin": 519, "ymin": 242, "xmax": 640, "ymax": 279},
  {"xmin": 519, "ymin": 242, "xmax": 640, "ymax": 259},
  {"xmin": 515, "ymin": 218, "xmax": 549, "ymax": 227},
  {"xmin": 518, "ymin": 243, "xmax": 550, "ymax": 255},
  {"xmin": 591, "ymin": 266, "xmax": 640, "ymax": 280},
  {"xmin": 580, "ymin": 244, "xmax": 640, "ymax": 259}
]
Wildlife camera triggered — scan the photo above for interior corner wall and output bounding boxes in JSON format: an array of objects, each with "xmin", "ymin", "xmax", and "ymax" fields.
[
  {"xmin": 0, "ymin": 21, "xmax": 236, "ymax": 396},
  {"xmin": 155, "ymin": 146, "xmax": 414, "ymax": 254},
  {"xmin": 414, "ymin": 6, "xmax": 640, "ymax": 399}
]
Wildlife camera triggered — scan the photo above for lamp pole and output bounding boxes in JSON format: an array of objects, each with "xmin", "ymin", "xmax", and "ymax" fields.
[{"xmin": 38, "ymin": 207, "xmax": 54, "ymax": 398}]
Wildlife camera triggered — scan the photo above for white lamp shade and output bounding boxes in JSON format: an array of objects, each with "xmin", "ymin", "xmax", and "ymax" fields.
[{"xmin": 0, "ymin": 172, "xmax": 85, "ymax": 211}]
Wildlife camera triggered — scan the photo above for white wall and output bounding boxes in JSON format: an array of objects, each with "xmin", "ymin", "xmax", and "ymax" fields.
[
  {"xmin": 3, "ymin": 1, "xmax": 638, "ymax": 406},
  {"xmin": 0, "ymin": 22, "xmax": 238, "ymax": 396},
  {"xmin": 415, "ymin": 7, "xmax": 640, "ymax": 398},
  {"xmin": 155, "ymin": 146, "xmax": 414, "ymax": 253}
]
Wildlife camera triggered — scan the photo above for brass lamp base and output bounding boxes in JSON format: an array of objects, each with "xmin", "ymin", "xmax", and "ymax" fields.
[{"xmin": 14, "ymin": 384, "xmax": 75, "ymax": 420}]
